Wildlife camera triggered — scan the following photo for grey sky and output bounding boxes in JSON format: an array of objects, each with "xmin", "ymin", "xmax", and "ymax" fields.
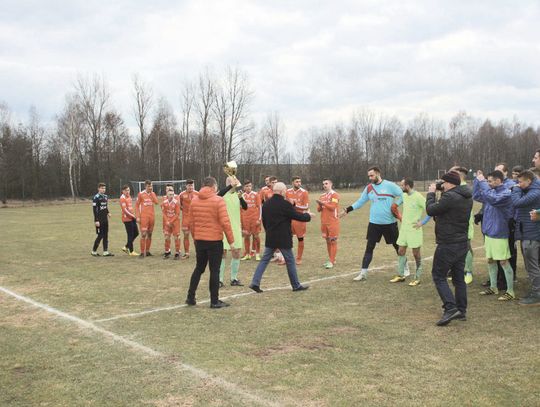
[{"xmin": 1, "ymin": 0, "xmax": 539, "ymax": 138}]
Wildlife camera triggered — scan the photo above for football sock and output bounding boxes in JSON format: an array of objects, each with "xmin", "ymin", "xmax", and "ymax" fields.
[
  {"xmin": 465, "ymin": 250, "xmax": 473, "ymax": 273},
  {"xmin": 219, "ymin": 259, "xmax": 226, "ymax": 282},
  {"xmin": 297, "ymin": 239, "xmax": 304, "ymax": 260},
  {"xmin": 231, "ymin": 258, "xmax": 240, "ymax": 281},
  {"xmin": 488, "ymin": 263, "xmax": 498, "ymax": 290},
  {"xmin": 397, "ymin": 255, "xmax": 407, "ymax": 277},
  {"xmin": 502, "ymin": 263, "xmax": 515, "ymax": 296}
]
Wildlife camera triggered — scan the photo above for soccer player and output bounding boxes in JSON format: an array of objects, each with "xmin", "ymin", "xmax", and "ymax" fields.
[
  {"xmin": 473, "ymin": 170, "xmax": 515, "ymax": 301},
  {"xmin": 390, "ymin": 178, "xmax": 428, "ymax": 286},
  {"xmin": 317, "ymin": 179, "xmax": 340, "ymax": 269},
  {"xmin": 286, "ymin": 176, "xmax": 310, "ymax": 264},
  {"xmin": 219, "ymin": 176, "xmax": 247, "ymax": 286},
  {"xmin": 119, "ymin": 184, "xmax": 139, "ymax": 256},
  {"xmin": 135, "ymin": 180, "xmax": 159, "ymax": 257},
  {"xmin": 340, "ymin": 166, "xmax": 403, "ymax": 281},
  {"xmin": 178, "ymin": 179, "xmax": 199, "ymax": 259},
  {"xmin": 91, "ymin": 183, "xmax": 114, "ymax": 256},
  {"xmin": 240, "ymin": 180, "xmax": 262, "ymax": 261},
  {"xmin": 259, "ymin": 176, "xmax": 277, "ymax": 204},
  {"xmin": 161, "ymin": 189, "xmax": 181, "ymax": 259}
]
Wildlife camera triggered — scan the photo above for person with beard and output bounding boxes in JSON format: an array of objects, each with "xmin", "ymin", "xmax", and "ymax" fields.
[{"xmin": 339, "ymin": 166, "xmax": 403, "ymax": 281}]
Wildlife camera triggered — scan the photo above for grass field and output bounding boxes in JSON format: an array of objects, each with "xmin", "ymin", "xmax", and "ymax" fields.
[{"xmin": 1, "ymin": 191, "xmax": 539, "ymax": 407}]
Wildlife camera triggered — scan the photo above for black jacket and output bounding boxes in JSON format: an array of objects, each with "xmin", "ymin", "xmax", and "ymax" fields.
[
  {"xmin": 262, "ymin": 194, "xmax": 311, "ymax": 249},
  {"xmin": 426, "ymin": 185, "xmax": 473, "ymax": 244}
]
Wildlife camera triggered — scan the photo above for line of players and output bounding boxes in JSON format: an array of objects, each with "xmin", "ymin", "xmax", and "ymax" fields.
[{"xmin": 92, "ymin": 176, "xmax": 341, "ymax": 270}]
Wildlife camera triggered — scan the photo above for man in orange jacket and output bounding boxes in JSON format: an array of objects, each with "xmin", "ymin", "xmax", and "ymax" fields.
[{"xmin": 185, "ymin": 176, "xmax": 237, "ymax": 309}]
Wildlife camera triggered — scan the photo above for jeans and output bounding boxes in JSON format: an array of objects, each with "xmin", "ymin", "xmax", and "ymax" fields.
[
  {"xmin": 431, "ymin": 241, "xmax": 468, "ymax": 314},
  {"xmin": 187, "ymin": 240, "xmax": 223, "ymax": 304},
  {"xmin": 251, "ymin": 247, "xmax": 301, "ymax": 289},
  {"xmin": 521, "ymin": 240, "xmax": 540, "ymax": 295},
  {"xmin": 123, "ymin": 220, "xmax": 139, "ymax": 252}
]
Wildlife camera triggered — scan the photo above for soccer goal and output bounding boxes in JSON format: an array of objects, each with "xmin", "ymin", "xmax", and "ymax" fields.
[
  {"xmin": 131, "ymin": 180, "xmax": 187, "ymax": 197},
  {"xmin": 436, "ymin": 169, "xmax": 447, "ymax": 180}
]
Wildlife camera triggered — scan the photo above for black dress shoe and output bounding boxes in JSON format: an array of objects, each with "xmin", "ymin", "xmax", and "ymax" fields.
[
  {"xmin": 249, "ymin": 284, "xmax": 263, "ymax": 293},
  {"xmin": 210, "ymin": 300, "xmax": 230, "ymax": 309},
  {"xmin": 231, "ymin": 279, "xmax": 244, "ymax": 286},
  {"xmin": 292, "ymin": 285, "xmax": 309, "ymax": 292},
  {"xmin": 436, "ymin": 309, "xmax": 462, "ymax": 326},
  {"xmin": 185, "ymin": 298, "xmax": 196, "ymax": 306}
]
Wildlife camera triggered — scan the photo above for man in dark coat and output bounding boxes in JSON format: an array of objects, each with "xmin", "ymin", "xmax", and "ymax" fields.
[
  {"xmin": 249, "ymin": 182, "xmax": 313, "ymax": 292},
  {"xmin": 426, "ymin": 171, "xmax": 473, "ymax": 326}
]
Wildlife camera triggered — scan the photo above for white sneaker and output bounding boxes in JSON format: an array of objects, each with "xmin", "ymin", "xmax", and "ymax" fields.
[
  {"xmin": 404, "ymin": 262, "xmax": 410, "ymax": 277},
  {"xmin": 353, "ymin": 270, "xmax": 367, "ymax": 281}
]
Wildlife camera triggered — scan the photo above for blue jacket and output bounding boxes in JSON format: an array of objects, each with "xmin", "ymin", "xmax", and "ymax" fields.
[
  {"xmin": 503, "ymin": 178, "xmax": 516, "ymax": 189},
  {"xmin": 511, "ymin": 178, "xmax": 540, "ymax": 241},
  {"xmin": 473, "ymin": 178, "xmax": 513, "ymax": 238}
]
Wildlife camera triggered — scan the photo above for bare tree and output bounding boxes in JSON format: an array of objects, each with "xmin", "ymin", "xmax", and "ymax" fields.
[
  {"xmin": 132, "ymin": 74, "xmax": 154, "ymax": 173},
  {"xmin": 225, "ymin": 66, "xmax": 253, "ymax": 161},
  {"xmin": 74, "ymin": 73, "xmax": 110, "ymax": 184},
  {"xmin": 263, "ymin": 111, "xmax": 286, "ymax": 176},
  {"xmin": 149, "ymin": 97, "xmax": 176, "ymax": 181},
  {"xmin": 179, "ymin": 81, "xmax": 195, "ymax": 180},
  {"xmin": 195, "ymin": 68, "xmax": 216, "ymax": 178},
  {"xmin": 58, "ymin": 96, "xmax": 84, "ymax": 201},
  {"xmin": 27, "ymin": 106, "xmax": 47, "ymax": 198}
]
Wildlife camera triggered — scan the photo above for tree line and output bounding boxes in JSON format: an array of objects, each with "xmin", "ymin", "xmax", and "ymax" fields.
[{"xmin": 1, "ymin": 67, "xmax": 539, "ymax": 202}]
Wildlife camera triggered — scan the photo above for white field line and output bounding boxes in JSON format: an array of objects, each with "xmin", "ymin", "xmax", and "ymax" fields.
[
  {"xmin": 0, "ymin": 286, "xmax": 282, "ymax": 407},
  {"xmin": 94, "ymin": 245, "xmax": 485, "ymax": 323}
]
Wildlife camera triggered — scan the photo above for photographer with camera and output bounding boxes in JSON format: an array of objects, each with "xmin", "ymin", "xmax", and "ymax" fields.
[{"xmin": 426, "ymin": 171, "xmax": 473, "ymax": 326}]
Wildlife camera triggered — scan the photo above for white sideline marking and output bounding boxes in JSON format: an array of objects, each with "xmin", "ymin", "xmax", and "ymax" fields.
[
  {"xmin": 0, "ymin": 286, "xmax": 281, "ymax": 407},
  {"xmin": 95, "ymin": 246, "xmax": 484, "ymax": 323}
]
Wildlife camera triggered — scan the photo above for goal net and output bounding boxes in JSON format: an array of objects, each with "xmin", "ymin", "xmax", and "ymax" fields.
[{"xmin": 130, "ymin": 180, "xmax": 187, "ymax": 197}]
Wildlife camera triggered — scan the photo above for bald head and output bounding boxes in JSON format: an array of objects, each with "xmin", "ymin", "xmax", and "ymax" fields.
[{"xmin": 273, "ymin": 182, "xmax": 287, "ymax": 196}]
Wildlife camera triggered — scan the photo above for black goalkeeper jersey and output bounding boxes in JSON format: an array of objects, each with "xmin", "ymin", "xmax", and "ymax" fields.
[{"xmin": 92, "ymin": 193, "xmax": 109, "ymax": 223}]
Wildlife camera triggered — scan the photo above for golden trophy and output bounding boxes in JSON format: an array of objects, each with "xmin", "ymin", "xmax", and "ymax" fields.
[{"xmin": 223, "ymin": 160, "xmax": 240, "ymax": 188}]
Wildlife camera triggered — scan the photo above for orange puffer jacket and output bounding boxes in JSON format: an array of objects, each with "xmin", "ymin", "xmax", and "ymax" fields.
[{"xmin": 189, "ymin": 186, "xmax": 234, "ymax": 244}]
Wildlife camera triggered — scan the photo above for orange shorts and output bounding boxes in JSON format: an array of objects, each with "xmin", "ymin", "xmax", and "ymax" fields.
[
  {"xmin": 242, "ymin": 218, "xmax": 261, "ymax": 235},
  {"xmin": 140, "ymin": 217, "xmax": 155, "ymax": 232},
  {"xmin": 163, "ymin": 219, "xmax": 180, "ymax": 236},
  {"xmin": 181, "ymin": 216, "xmax": 191, "ymax": 231},
  {"xmin": 321, "ymin": 223, "xmax": 339, "ymax": 239},
  {"xmin": 291, "ymin": 219, "xmax": 307, "ymax": 238}
]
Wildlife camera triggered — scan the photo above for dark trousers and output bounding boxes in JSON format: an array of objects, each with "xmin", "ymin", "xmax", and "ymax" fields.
[
  {"xmin": 187, "ymin": 240, "xmax": 223, "ymax": 304},
  {"xmin": 93, "ymin": 221, "xmax": 109, "ymax": 252},
  {"xmin": 432, "ymin": 241, "xmax": 468, "ymax": 314},
  {"xmin": 123, "ymin": 220, "xmax": 139, "ymax": 252}
]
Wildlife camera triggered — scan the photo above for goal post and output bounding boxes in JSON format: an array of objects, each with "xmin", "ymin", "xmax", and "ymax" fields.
[
  {"xmin": 130, "ymin": 180, "xmax": 187, "ymax": 197},
  {"xmin": 437, "ymin": 169, "xmax": 446, "ymax": 180}
]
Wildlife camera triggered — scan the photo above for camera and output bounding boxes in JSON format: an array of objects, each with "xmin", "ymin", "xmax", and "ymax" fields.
[{"xmin": 435, "ymin": 180, "xmax": 445, "ymax": 191}]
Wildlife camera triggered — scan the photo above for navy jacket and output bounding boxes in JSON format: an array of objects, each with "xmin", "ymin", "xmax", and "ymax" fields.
[
  {"xmin": 511, "ymin": 178, "xmax": 540, "ymax": 241},
  {"xmin": 473, "ymin": 179, "xmax": 513, "ymax": 238}
]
